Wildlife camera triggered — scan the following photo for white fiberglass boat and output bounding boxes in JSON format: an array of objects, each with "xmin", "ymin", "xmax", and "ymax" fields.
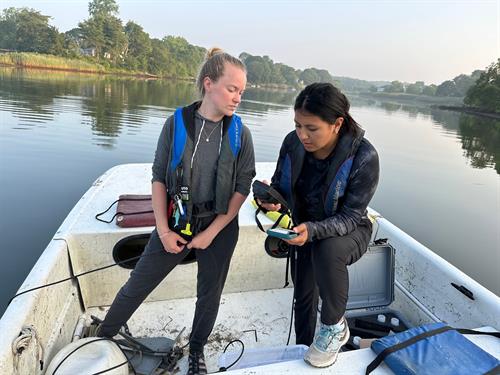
[{"xmin": 1, "ymin": 163, "xmax": 499, "ymax": 374}]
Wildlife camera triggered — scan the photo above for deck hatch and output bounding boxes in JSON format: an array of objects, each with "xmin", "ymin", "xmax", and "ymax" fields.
[{"xmin": 112, "ymin": 233, "xmax": 196, "ymax": 269}]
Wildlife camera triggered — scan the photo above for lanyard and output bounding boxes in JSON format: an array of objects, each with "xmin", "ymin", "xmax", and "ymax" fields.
[{"xmin": 190, "ymin": 118, "xmax": 223, "ymax": 170}]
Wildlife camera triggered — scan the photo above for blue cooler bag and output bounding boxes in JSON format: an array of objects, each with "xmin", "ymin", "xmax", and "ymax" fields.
[{"xmin": 366, "ymin": 322, "xmax": 500, "ymax": 375}]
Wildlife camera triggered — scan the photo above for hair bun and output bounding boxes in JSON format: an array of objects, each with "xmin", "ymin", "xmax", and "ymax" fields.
[{"xmin": 206, "ymin": 47, "xmax": 224, "ymax": 59}]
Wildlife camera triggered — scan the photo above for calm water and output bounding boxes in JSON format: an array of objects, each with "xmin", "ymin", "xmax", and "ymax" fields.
[{"xmin": 1, "ymin": 68, "xmax": 498, "ymax": 315}]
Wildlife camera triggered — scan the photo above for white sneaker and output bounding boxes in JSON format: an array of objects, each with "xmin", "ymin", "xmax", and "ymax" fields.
[{"xmin": 304, "ymin": 316, "xmax": 350, "ymax": 368}]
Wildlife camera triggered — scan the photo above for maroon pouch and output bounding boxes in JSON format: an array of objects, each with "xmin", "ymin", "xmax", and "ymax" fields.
[{"xmin": 95, "ymin": 194, "xmax": 155, "ymax": 228}]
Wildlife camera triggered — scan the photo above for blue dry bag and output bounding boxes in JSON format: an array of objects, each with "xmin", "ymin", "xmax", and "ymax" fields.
[{"xmin": 366, "ymin": 322, "xmax": 500, "ymax": 375}]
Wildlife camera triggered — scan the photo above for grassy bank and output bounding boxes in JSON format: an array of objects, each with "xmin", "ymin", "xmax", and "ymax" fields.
[
  {"xmin": 0, "ymin": 52, "xmax": 157, "ymax": 78},
  {"xmin": 360, "ymin": 92, "xmax": 464, "ymax": 106}
]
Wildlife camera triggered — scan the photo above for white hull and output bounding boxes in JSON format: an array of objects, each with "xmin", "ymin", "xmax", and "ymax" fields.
[{"xmin": 1, "ymin": 163, "xmax": 499, "ymax": 374}]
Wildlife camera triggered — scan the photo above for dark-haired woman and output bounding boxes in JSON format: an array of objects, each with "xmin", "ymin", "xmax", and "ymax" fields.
[
  {"xmin": 98, "ymin": 48, "xmax": 255, "ymax": 375},
  {"xmin": 259, "ymin": 83, "xmax": 379, "ymax": 368}
]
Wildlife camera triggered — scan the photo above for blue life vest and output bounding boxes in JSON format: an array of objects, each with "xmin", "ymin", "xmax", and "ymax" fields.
[
  {"xmin": 166, "ymin": 104, "xmax": 243, "ymax": 221},
  {"xmin": 276, "ymin": 131, "xmax": 359, "ymax": 219}
]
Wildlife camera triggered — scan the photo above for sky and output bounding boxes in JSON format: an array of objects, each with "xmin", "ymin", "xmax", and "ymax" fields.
[{"xmin": 2, "ymin": 0, "xmax": 499, "ymax": 84}]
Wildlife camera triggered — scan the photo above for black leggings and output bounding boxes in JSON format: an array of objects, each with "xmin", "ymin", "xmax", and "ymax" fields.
[
  {"xmin": 98, "ymin": 217, "xmax": 239, "ymax": 354},
  {"xmin": 291, "ymin": 219, "xmax": 372, "ymax": 346}
]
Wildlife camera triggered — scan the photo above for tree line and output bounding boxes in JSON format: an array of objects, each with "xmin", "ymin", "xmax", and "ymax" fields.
[
  {"xmin": 239, "ymin": 52, "xmax": 335, "ymax": 88},
  {"xmin": 0, "ymin": 1, "xmax": 340, "ymax": 87},
  {"xmin": 374, "ymin": 70, "xmax": 483, "ymax": 98},
  {"xmin": 0, "ymin": 1, "xmax": 498, "ymax": 111},
  {"xmin": 464, "ymin": 59, "xmax": 499, "ymax": 112},
  {"xmin": 0, "ymin": 1, "xmax": 205, "ymax": 78}
]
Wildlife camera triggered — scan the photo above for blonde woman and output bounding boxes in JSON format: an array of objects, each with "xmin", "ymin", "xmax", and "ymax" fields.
[{"xmin": 98, "ymin": 48, "xmax": 255, "ymax": 375}]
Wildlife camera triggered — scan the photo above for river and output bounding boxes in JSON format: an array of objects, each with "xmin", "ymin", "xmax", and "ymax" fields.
[{"xmin": 0, "ymin": 67, "xmax": 498, "ymax": 315}]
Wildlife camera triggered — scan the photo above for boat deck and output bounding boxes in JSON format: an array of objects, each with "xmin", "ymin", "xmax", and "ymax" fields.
[
  {"xmin": 88, "ymin": 288, "xmax": 500, "ymax": 374},
  {"xmin": 1, "ymin": 162, "xmax": 499, "ymax": 375}
]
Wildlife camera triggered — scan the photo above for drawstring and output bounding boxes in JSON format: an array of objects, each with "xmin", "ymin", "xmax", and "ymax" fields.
[
  {"xmin": 95, "ymin": 197, "xmax": 152, "ymax": 224},
  {"xmin": 191, "ymin": 119, "xmax": 206, "ymax": 170},
  {"xmin": 254, "ymin": 201, "xmax": 289, "ymax": 234}
]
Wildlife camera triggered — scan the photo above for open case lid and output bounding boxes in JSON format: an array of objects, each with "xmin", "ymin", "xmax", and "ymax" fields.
[{"xmin": 346, "ymin": 244, "xmax": 395, "ymax": 310}]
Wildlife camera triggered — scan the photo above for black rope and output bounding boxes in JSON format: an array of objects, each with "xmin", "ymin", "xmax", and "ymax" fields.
[
  {"xmin": 283, "ymin": 247, "xmax": 291, "ymax": 288},
  {"xmin": 286, "ymin": 247, "xmax": 297, "ymax": 346},
  {"xmin": 50, "ymin": 337, "xmax": 138, "ymax": 375},
  {"xmin": 89, "ymin": 315, "xmax": 186, "ymax": 374},
  {"xmin": 95, "ymin": 197, "xmax": 153, "ymax": 224},
  {"xmin": 217, "ymin": 339, "xmax": 245, "ymax": 372},
  {"xmin": 254, "ymin": 204, "xmax": 291, "ymax": 234},
  {"xmin": 8, "ymin": 249, "xmax": 164, "ymax": 307},
  {"xmin": 254, "ymin": 206, "xmax": 267, "ymax": 233}
]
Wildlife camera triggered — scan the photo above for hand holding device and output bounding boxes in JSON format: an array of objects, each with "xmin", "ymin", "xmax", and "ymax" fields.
[
  {"xmin": 252, "ymin": 180, "xmax": 280, "ymax": 204},
  {"xmin": 266, "ymin": 227, "xmax": 298, "ymax": 240}
]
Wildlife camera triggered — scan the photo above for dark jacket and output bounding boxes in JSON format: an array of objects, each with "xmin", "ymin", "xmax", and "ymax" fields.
[
  {"xmin": 271, "ymin": 129, "xmax": 379, "ymax": 241},
  {"xmin": 152, "ymin": 101, "xmax": 256, "ymax": 216}
]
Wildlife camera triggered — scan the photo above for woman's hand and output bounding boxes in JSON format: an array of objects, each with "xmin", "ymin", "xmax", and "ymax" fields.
[
  {"xmin": 159, "ymin": 230, "xmax": 187, "ymax": 254},
  {"xmin": 187, "ymin": 229, "xmax": 217, "ymax": 250},
  {"xmin": 284, "ymin": 223, "xmax": 308, "ymax": 246},
  {"xmin": 256, "ymin": 199, "xmax": 282, "ymax": 212},
  {"xmin": 256, "ymin": 179, "xmax": 282, "ymax": 212}
]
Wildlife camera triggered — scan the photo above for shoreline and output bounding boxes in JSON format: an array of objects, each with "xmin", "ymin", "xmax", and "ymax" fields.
[
  {"xmin": 434, "ymin": 105, "xmax": 500, "ymax": 120},
  {"xmin": 1, "ymin": 63, "xmax": 495, "ymax": 117},
  {"xmin": 0, "ymin": 63, "xmax": 296, "ymax": 88},
  {"xmin": 0, "ymin": 62, "xmax": 198, "ymax": 82},
  {"xmin": 359, "ymin": 92, "xmax": 464, "ymax": 106}
]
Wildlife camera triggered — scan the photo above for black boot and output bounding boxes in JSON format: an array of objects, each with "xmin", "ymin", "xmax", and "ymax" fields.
[{"xmin": 187, "ymin": 351, "xmax": 207, "ymax": 375}]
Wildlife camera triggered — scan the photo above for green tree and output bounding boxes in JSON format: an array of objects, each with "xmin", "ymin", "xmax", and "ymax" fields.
[
  {"xmin": 148, "ymin": 38, "xmax": 169, "ymax": 75},
  {"xmin": 453, "ymin": 74, "xmax": 479, "ymax": 97},
  {"xmin": 276, "ymin": 63, "xmax": 299, "ymax": 87},
  {"xmin": 144, "ymin": 36, "xmax": 205, "ymax": 78},
  {"xmin": 161, "ymin": 36, "xmax": 205, "ymax": 78},
  {"xmin": 245, "ymin": 58, "xmax": 267, "ymax": 83},
  {"xmin": 384, "ymin": 81, "xmax": 404, "ymax": 93},
  {"xmin": 241, "ymin": 52, "xmax": 340, "ymax": 88},
  {"xmin": 239, "ymin": 52, "xmax": 251, "ymax": 62},
  {"xmin": 244, "ymin": 55, "xmax": 273, "ymax": 84},
  {"xmin": 436, "ymin": 80, "xmax": 460, "ymax": 97},
  {"xmin": 102, "ymin": 16, "xmax": 127, "ymax": 62},
  {"xmin": 64, "ymin": 28, "xmax": 83, "ymax": 47},
  {"xmin": 79, "ymin": 15, "xmax": 106, "ymax": 57},
  {"xmin": 62, "ymin": 29, "xmax": 82, "ymax": 57},
  {"xmin": 299, "ymin": 68, "xmax": 334, "ymax": 85},
  {"xmin": 124, "ymin": 21, "xmax": 152, "ymax": 70},
  {"xmin": 464, "ymin": 59, "xmax": 500, "ymax": 112},
  {"xmin": 0, "ymin": 7, "xmax": 63, "ymax": 54},
  {"xmin": 335, "ymin": 77, "xmax": 379, "ymax": 92},
  {"xmin": 0, "ymin": 8, "xmax": 17, "ymax": 50},
  {"xmin": 316, "ymin": 69, "xmax": 335, "ymax": 83},
  {"xmin": 422, "ymin": 84, "xmax": 437, "ymax": 96},
  {"xmin": 406, "ymin": 81, "xmax": 425, "ymax": 95},
  {"xmin": 79, "ymin": 0, "xmax": 126, "ymax": 62},
  {"xmin": 88, "ymin": 0, "xmax": 119, "ymax": 17}
]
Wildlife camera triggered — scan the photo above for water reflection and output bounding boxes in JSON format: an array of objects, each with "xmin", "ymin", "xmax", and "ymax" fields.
[
  {"xmin": 243, "ymin": 88, "xmax": 297, "ymax": 106},
  {"xmin": 1, "ymin": 67, "xmax": 499, "ymax": 174},
  {"xmin": 351, "ymin": 96, "xmax": 500, "ymax": 174},
  {"xmin": 0, "ymin": 67, "xmax": 198, "ymax": 138},
  {"xmin": 459, "ymin": 115, "xmax": 500, "ymax": 173},
  {"xmin": 1, "ymin": 67, "xmax": 499, "ymax": 310}
]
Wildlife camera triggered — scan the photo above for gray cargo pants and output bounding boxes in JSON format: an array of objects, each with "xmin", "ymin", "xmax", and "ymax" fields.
[
  {"xmin": 291, "ymin": 218, "xmax": 372, "ymax": 346},
  {"xmin": 98, "ymin": 216, "xmax": 239, "ymax": 354}
]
